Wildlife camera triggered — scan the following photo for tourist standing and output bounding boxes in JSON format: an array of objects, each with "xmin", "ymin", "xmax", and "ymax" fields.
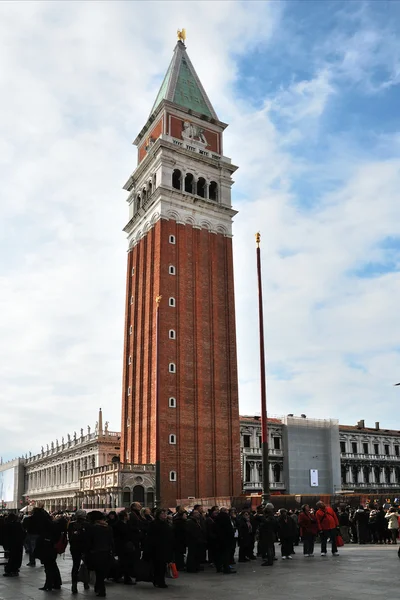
[
  {"xmin": 3, "ymin": 513, "xmax": 25, "ymax": 577},
  {"xmin": 145, "ymin": 508, "xmax": 173, "ymax": 588},
  {"xmin": 385, "ymin": 507, "xmax": 399, "ymax": 544},
  {"xmin": 298, "ymin": 504, "xmax": 318, "ymax": 557},
  {"xmin": 68, "ymin": 509, "xmax": 90, "ymax": 594},
  {"xmin": 86, "ymin": 511, "xmax": 114, "ymax": 598},
  {"xmin": 315, "ymin": 501, "xmax": 339, "ymax": 556},
  {"xmin": 277, "ymin": 509, "xmax": 296, "ymax": 560}
]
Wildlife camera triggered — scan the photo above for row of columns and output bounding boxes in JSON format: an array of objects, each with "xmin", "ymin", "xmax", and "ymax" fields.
[
  {"xmin": 343, "ymin": 464, "xmax": 400, "ymax": 485},
  {"xmin": 244, "ymin": 460, "xmax": 283, "ymax": 484},
  {"xmin": 27, "ymin": 455, "xmax": 96, "ymax": 491}
]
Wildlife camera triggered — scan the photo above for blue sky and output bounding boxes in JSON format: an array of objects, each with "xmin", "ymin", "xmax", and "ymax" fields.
[{"xmin": 0, "ymin": 0, "xmax": 400, "ymax": 460}]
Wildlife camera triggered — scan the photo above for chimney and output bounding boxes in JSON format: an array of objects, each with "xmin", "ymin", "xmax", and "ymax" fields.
[
  {"xmin": 375, "ymin": 422, "xmax": 380, "ymax": 430},
  {"xmin": 356, "ymin": 419, "xmax": 365, "ymax": 429},
  {"xmin": 301, "ymin": 414, "xmax": 307, "ymax": 418}
]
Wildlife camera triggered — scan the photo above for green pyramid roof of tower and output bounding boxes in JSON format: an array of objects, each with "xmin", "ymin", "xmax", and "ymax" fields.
[{"xmin": 150, "ymin": 41, "xmax": 218, "ymax": 120}]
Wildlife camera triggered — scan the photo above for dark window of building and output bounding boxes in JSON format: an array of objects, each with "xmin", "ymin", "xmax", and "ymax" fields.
[
  {"xmin": 340, "ymin": 441, "xmax": 346, "ymax": 453},
  {"xmin": 395, "ymin": 445, "xmax": 399, "ymax": 456},
  {"xmin": 385, "ymin": 467, "xmax": 391, "ymax": 483},
  {"xmin": 374, "ymin": 443, "xmax": 379, "ymax": 455},
  {"xmin": 385, "ymin": 444, "xmax": 390, "ymax": 456},
  {"xmin": 243, "ymin": 435, "xmax": 250, "ymax": 448},
  {"xmin": 352, "ymin": 466, "xmax": 358, "ymax": 484},
  {"xmin": 273, "ymin": 464, "xmax": 281, "ymax": 483},
  {"xmin": 363, "ymin": 466, "xmax": 370, "ymax": 484},
  {"xmin": 257, "ymin": 436, "xmax": 261, "ymax": 448},
  {"xmin": 197, "ymin": 177, "xmax": 206, "ymax": 198},
  {"xmin": 396, "ymin": 468, "xmax": 400, "ymax": 483},
  {"xmin": 209, "ymin": 181, "xmax": 218, "ymax": 201},
  {"xmin": 352, "ymin": 442, "xmax": 358, "ymax": 454},
  {"xmin": 184, "ymin": 172, "xmax": 194, "ymax": 193},
  {"xmin": 341, "ymin": 466, "xmax": 347, "ymax": 484},
  {"xmin": 245, "ymin": 462, "xmax": 251, "ymax": 482},
  {"xmin": 374, "ymin": 467, "xmax": 381, "ymax": 483},
  {"xmin": 273, "ymin": 437, "xmax": 281, "ymax": 450},
  {"xmin": 363, "ymin": 442, "xmax": 369, "ymax": 454}
]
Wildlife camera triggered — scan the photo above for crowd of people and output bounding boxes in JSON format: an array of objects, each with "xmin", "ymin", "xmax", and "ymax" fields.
[{"xmin": 0, "ymin": 500, "xmax": 399, "ymax": 596}]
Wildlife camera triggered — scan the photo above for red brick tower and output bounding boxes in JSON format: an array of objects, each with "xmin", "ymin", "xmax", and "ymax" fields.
[{"xmin": 120, "ymin": 38, "xmax": 241, "ymax": 506}]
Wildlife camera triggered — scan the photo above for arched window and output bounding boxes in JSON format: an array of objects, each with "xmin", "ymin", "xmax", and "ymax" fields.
[
  {"xmin": 169, "ymin": 235, "xmax": 176, "ymax": 244},
  {"xmin": 172, "ymin": 169, "xmax": 182, "ymax": 190},
  {"xmin": 374, "ymin": 466, "xmax": 380, "ymax": 483},
  {"xmin": 169, "ymin": 434, "xmax": 176, "ymax": 445},
  {"xmin": 184, "ymin": 172, "xmax": 194, "ymax": 193},
  {"xmin": 130, "ymin": 296, "xmax": 133, "ymax": 304},
  {"xmin": 136, "ymin": 194, "xmax": 141, "ymax": 209},
  {"xmin": 142, "ymin": 187, "xmax": 147, "ymax": 202},
  {"xmin": 169, "ymin": 397, "xmax": 176, "ymax": 408},
  {"xmin": 209, "ymin": 181, "xmax": 218, "ymax": 201},
  {"xmin": 169, "ymin": 471, "xmax": 177, "ymax": 482},
  {"xmin": 132, "ymin": 485, "xmax": 145, "ymax": 503},
  {"xmin": 148, "ymin": 180, "xmax": 152, "ymax": 196},
  {"xmin": 169, "ymin": 297, "xmax": 176, "ymax": 307},
  {"xmin": 169, "ymin": 329, "xmax": 176, "ymax": 339},
  {"xmin": 273, "ymin": 464, "xmax": 281, "ymax": 483},
  {"xmin": 197, "ymin": 177, "xmax": 206, "ymax": 198},
  {"xmin": 169, "ymin": 265, "xmax": 176, "ymax": 275},
  {"xmin": 169, "ymin": 363, "xmax": 176, "ymax": 373},
  {"xmin": 128, "ymin": 356, "xmax": 132, "ymax": 365}
]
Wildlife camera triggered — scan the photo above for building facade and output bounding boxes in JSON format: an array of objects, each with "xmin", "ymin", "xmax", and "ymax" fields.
[
  {"xmin": 240, "ymin": 415, "xmax": 400, "ymax": 497},
  {"xmin": 120, "ymin": 39, "xmax": 241, "ymax": 506},
  {"xmin": 23, "ymin": 411, "xmax": 121, "ymax": 511},
  {"xmin": 0, "ymin": 458, "xmax": 25, "ymax": 511},
  {"xmin": 240, "ymin": 416, "xmax": 285, "ymax": 493},
  {"xmin": 340, "ymin": 420, "xmax": 400, "ymax": 494}
]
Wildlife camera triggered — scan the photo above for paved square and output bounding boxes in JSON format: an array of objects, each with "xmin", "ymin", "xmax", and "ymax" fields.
[{"xmin": 0, "ymin": 545, "xmax": 398, "ymax": 600}]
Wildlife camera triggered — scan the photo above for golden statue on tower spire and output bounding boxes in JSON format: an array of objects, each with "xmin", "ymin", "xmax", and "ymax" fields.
[{"xmin": 177, "ymin": 28, "xmax": 186, "ymax": 43}]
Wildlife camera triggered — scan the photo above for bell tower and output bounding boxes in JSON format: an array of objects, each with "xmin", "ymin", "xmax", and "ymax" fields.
[{"xmin": 120, "ymin": 37, "xmax": 241, "ymax": 506}]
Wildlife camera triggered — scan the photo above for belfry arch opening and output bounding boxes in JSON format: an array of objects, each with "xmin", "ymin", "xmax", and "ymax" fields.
[
  {"xmin": 197, "ymin": 177, "xmax": 206, "ymax": 198},
  {"xmin": 172, "ymin": 169, "xmax": 181, "ymax": 190},
  {"xmin": 209, "ymin": 181, "xmax": 218, "ymax": 201},
  {"xmin": 184, "ymin": 172, "xmax": 194, "ymax": 193}
]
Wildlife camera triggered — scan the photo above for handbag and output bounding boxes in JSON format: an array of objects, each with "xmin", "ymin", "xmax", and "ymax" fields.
[
  {"xmin": 54, "ymin": 532, "xmax": 68, "ymax": 555},
  {"xmin": 166, "ymin": 562, "xmax": 179, "ymax": 579},
  {"xmin": 77, "ymin": 563, "xmax": 89, "ymax": 583},
  {"xmin": 336, "ymin": 534, "xmax": 344, "ymax": 547}
]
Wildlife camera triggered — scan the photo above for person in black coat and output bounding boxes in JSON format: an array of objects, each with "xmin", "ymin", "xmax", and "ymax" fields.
[
  {"xmin": 172, "ymin": 509, "xmax": 187, "ymax": 571},
  {"xmin": 145, "ymin": 509, "xmax": 173, "ymax": 588},
  {"xmin": 3, "ymin": 513, "xmax": 25, "ymax": 577},
  {"xmin": 23, "ymin": 505, "xmax": 52, "ymax": 567},
  {"xmin": 238, "ymin": 511, "xmax": 254, "ymax": 562},
  {"xmin": 206, "ymin": 508, "xmax": 219, "ymax": 567},
  {"xmin": 86, "ymin": 511, "xmax": 114, "ymax": 598},
  {"xmin": 113, "ymin": 511, "xmax": 135, "ymax": 585},
  {"xmin": 185, "ymin": 510, "xmax": 206, "ymax": 573},
  {"xmin": 35, "ymin": 516, "xmax": 65, "ymax": 591},
  {"xmin": 68, "ymin": 510, "xmax": 90, "ymax": 594},
  {"xmin": 278, "ymin": 509, "xmax": 296, "ymax": 559},
  {"xmin": 259, "ymin": 507, "xmax": 278, "ymax": 566},
  {"xmin": 215, "ymin": 508, "xmax": 236, "ymax": 574}
]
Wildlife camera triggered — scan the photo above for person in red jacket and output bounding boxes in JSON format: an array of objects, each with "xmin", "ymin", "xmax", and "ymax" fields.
[
  {"xmin": 315, "ymin": 501, "xmax": 339, "ymax": 556},
  {"xmin": 298, "ymin": 504, "xmax": 318, "ymax": 557}
]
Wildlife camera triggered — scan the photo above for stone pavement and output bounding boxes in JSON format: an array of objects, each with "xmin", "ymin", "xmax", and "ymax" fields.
[{"xmin": 0, "ymin": 544, "xmax": 398, "ymax": 600}]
